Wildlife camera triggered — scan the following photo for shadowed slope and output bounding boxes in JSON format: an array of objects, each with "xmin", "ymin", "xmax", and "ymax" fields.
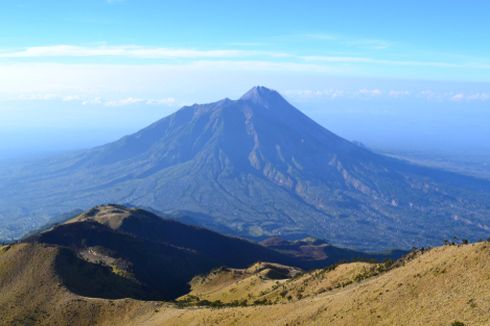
[
  {"xmin": 0, "ymin": 243, "xmax": 166, "ymax": 326},
  {"xmin": 26, "ymin": 205, "xmax": 305, "ymax": 300},
  {"xmin": 14, "ymin": 205, "xmax": 400, "ymax": 301}
]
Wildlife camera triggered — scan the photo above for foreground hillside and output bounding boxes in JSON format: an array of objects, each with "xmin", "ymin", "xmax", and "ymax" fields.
[
  {"xmin": 0, "ymin": 221, "xmax": 489, "ymax": 325},
  {"xmin": 2, "ymin": 87, "xmax": 490, "ymax": 250},
  {"xmin": 131, "ymin": 242, "xmax": 490, "ymax": 325}
]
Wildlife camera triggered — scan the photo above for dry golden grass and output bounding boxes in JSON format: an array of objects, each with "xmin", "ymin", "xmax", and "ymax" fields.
[
  {"xmin": 148, "ymin": 242, "xmax": 490, "ymax": 326},
  {"xmin": 0, "ymin": 243, "xmax": 164, "ymax": 326},
  {"xmin": 1, "ymin": 241, "xmax": 489, "ymax": 325},
  {"xmin": 180, "ymin": 261, "xmax": 374, "ymax": 305}
]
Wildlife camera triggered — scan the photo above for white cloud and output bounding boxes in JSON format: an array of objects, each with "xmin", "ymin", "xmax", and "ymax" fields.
[
  {"xmin": 450, "ymin": 93, "xmax": 465, "ymax": 102},
  {"xmin": 0, "ymin": 45, "xmax": 289, "ymax": 60},
  {"xmin": 359, "ymin": 88, "xmax": 383, "ymax": 97},
  {"xmin": 467, "ymin": 93, "xmax": 490, "ymax": 101},
  {"xmin": 302, "ymin": 55, "xmax": 372, "ymax": 63},
  {"xmin": 0, "ymin": 58, "xmax": 489, "ymax": 107},
  {"xmin": 300, "ymin": 33, "xmax": 392, "ymax": 50},
  {"xmin": 450, "ymin": 92, "xmax": 490, "ymax": 102},
  {"xmin": 302, "ymin": 55, "xmax": 467, "ymax": 69},
  {"xmin": 0, "ymin": 44, "xmax": 485, "ymax": 70},
  {"xmin": 1, "ymin": 91, "xmax": 177, "ymax": 108},
  {"xmin": 104, "ymin": 97, "xmax": 176, "ymax": 107},
  {"xmin": 416, "ymin": 90, "xmax": 490, "ymax": 102},
  {"xmin": 285, "ymin": 88, "xmax": 490, "ymax": 102},
  {"xmin": 0, "ymin": 61, "xmax": 349, "ymax": 106},
  {"xmin": 284, "ymin": 89, "xmax": 346, "ymax": 99}
]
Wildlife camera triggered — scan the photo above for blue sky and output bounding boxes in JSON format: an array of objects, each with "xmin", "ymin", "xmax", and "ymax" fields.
[{"xmin": 1, "ymin": 0, "xmax": 489, "ymax": 157}]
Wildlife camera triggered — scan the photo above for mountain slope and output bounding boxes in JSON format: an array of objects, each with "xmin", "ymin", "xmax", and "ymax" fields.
[
  {"xmin": 17, "ymin": 205, "xmax": 395, "ymax": 301},
  {"xmin": 0, "ymin": 242, "xmax": 161, "ymax": 326},
  {"xmin": 167, "ymin": 242, "xmax": 490, "ymax": 325},
  {"xmin": 1, "ymin": 86, "xmax": 490, "ymax": 250},
  {"xmin": 1, "ymin": 238, "xmax": 489, "ymax": 325},
  {"xmin": 147, "ymin": 242, "xmax": 490, "ymax": 326},
  {"xmin": 0, "ymin": 204, "xmax": 404, "ymax": 325},
  {"xmin": 23, "ymin": 204, "xmax": 302, "ymax": 300}
]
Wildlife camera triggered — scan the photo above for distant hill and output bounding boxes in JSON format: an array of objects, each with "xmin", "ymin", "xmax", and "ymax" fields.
[
  {"xmin": 22, "ymin": 205, "xmax": 296, "ymax": 300},
  {"xmin": 13, "ymin": 205, "xmax": 396, "ymax": 301},
  {"xmin": 1, "ymin": 86, "xmax": 490, "ymax": 250},
  {"xmin": 260, "ymin": 236, "xmax": 406, "ymax": 268}
]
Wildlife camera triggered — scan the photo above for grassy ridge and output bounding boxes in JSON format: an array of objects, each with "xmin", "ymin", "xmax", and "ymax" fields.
[{"xmin": 1, "ymin": 240, "xmax": 489, "ymax": 325}]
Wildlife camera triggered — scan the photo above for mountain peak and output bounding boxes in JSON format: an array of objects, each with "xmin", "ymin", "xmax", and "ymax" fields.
[
  {"xmin": 66, "ymin": 204, "xmax": 151, "ymax": 230},
  {"xmin": 240, "ymin": 86, "xmax": 290, "ymax": 108},
  {"xmin": 241, "ymin": 86, "xmax": 278, "ymax": 98}
]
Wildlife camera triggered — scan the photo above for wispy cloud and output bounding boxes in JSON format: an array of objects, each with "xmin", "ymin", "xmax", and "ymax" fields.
[
  {"xmin": 4, "ymin": 92, "xmax": 178, "ymax": 107},
  {"xmin": 301, "ymin": 33, "xmax": 392, "ymax": 50},
  {"xmin": 449, "ymin": 92, "xmax": 490, "ymax": 102},
  {"xmin": 285, "ymin": 88, "xmax": 490, "ymax": 102},
  {"xmin": 0, "ymin": 45, "xmax": 289, "ymax": 60},
  {"xmin": 1, "ymin": 44, "xmax": 489, "ymax": 107},
  {"xmin": 2, "ymin": 44, "xmax": 489, "ymax": 72},
  {"xmin": 22, "ymin": 88, "xmax": 490, "ymax": 107},
  {"xmin": 103, "ymin": 97, "xmax": 176, "ymax": 107},
  {"xmin": 301, "ymin": 55, "xmax": 372, "ymax": 63},
  {"xmin": 301, "ymin": 55, "xmax": 467, "ymax": 68},
  {"xmin": 303, "ymin": 33, "xmax": 338, "ymax": 41},
  {"xmin": 359, "ymin": 88, "xmax": 383, "ymax": 97},
  {"xmin": 346, "ymin": 39, "xmax": 392, "ymax": 50},
  {"xmin": 285, "ymin": 88, "xmax": 391, "ymax": 100}
]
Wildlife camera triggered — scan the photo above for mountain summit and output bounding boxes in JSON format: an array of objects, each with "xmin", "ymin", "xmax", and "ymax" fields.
[
  {"xmin": 1, "ymin": 87, "xmax": 490, "ymax": 250},
  {"xmin": 240, "ymin": 86, "xmax": 292, "ymax": 108}
]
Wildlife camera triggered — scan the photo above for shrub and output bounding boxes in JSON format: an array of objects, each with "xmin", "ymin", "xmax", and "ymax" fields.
[
  {"xmin": 451, "ymin": 321, "xmax": 465, "ymax": 326},
  {"xmin": 253, "ymin": 298, "xmax": 269, "ymax": 305}
]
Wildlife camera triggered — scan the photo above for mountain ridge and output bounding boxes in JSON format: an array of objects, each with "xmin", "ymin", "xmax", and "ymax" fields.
[
  {"xmin": 6, "ymin": 204, "xmax": 401, "ymax": 302},
  {"xmin": 1, "ymin": 234, "xmax": 489, "ymax": 325}
]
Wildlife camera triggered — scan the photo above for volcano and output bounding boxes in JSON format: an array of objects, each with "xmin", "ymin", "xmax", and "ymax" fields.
[{"xmin": 1, "ymin": 86, "xmax": 490, "ymax": 250}]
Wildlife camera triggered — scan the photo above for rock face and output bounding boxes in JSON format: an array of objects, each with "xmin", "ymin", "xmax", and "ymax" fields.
[{"xmin": 1, "ymin": 86, "xmax": 490, "ymax": 250}]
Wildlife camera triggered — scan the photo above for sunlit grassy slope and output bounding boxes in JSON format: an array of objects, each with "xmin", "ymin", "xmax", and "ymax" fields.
[{"xmin": 1, "ymin": 240, "xmax": 489, "ymax": 325}]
